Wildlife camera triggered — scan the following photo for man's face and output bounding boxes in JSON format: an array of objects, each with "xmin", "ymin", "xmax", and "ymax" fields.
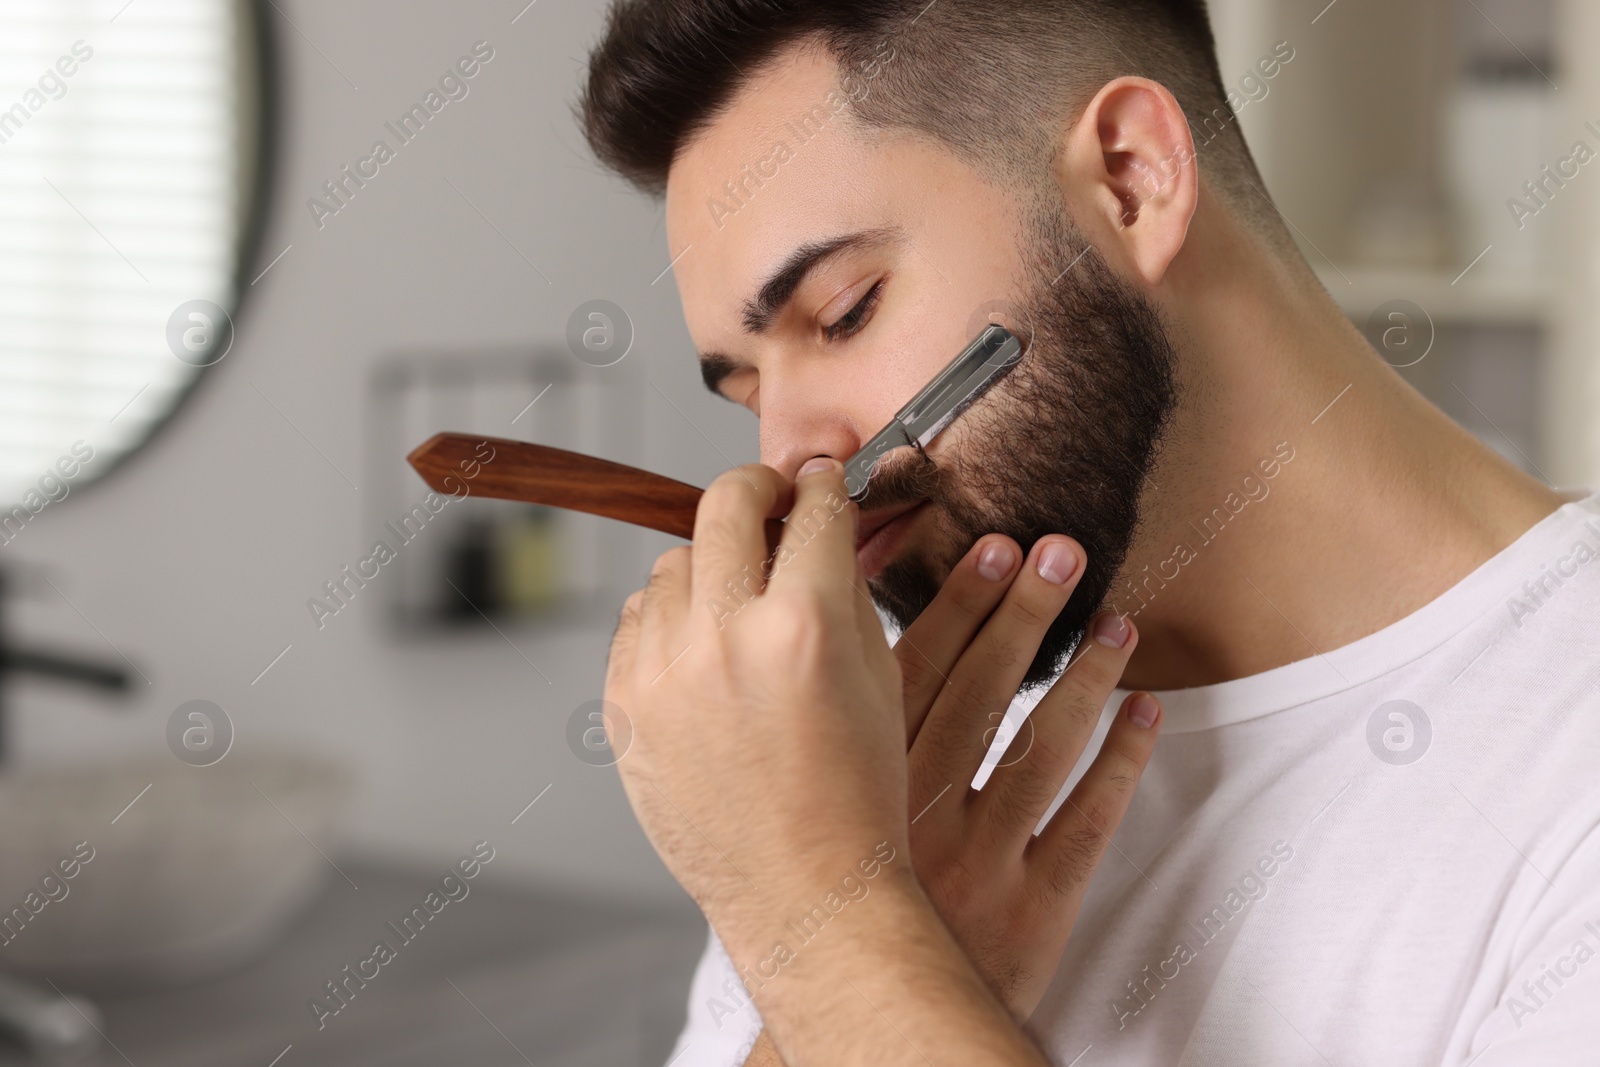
[{"xmin": 666, "ymin": 46, "xmax": 1175, "ymax": 688}]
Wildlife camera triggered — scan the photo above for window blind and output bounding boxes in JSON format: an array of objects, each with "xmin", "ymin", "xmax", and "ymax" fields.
[{"xmin": 0, "ymin": 0, "xmax": 245, "ymax": 509}]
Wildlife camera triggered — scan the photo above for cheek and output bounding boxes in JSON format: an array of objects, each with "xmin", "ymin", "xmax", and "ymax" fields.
[
  {"xmin": 924, "ymin": 369, "xmax": 1024, "ymax": 474},
  {"xmin": 828, "ymin": 327, "xmax": 958, "ymax": 436}
]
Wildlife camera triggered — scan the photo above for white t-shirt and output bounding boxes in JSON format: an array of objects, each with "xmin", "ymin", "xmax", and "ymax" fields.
[{"xmin": 667, "ymin": 490, "xmax": 1600, "ymax": 1067}]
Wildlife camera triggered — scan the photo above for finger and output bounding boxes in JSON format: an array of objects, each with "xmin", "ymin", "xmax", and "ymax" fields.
[
  {"xmin": 768, "ymin": 457, "xmax": 855, "ymax": 597},
  {"xmin": 691, "ymin": 464, "xmax": 788, "ymax": 617},
  {"xmin": 978, "ymin": 612, "xmax": 1139, "ymax": 840},
  {"xmin": 605, "ymin": 588, "xmax": 645, "ymax": 696},
  {"xmin": 843, "ymin": 506, "xmax": 899, "ymax": 680},
  {"xmin": 895, "ymin": 535, "xmax": 1023, "ymax": 742},
  {"xmin": 908, "ymin": 535, "xmax": 1086, "ymax": 793},
  {"xmin": 639, "ymin": 545, "xmax": 692, "ymax": 653},
  {"xmin": 1028, "ymin": 689, "xmax": 1162, "ymax": 898}
]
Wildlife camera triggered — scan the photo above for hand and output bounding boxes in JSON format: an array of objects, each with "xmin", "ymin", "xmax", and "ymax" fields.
[
  {"xmin": 606, "ymin": 459, "xmax": 1059, "ymax": 1066},
  {"xmin": 603, "ymin": 458, "xmax": 908, "ymax": 953},
  {"xmin": 896, "ymin": 532, "xmax": 1162, "ymax": 1018},
  {"xmin": 735, "ymin": 531, "xmax": 1165, "ymax": 1066}
]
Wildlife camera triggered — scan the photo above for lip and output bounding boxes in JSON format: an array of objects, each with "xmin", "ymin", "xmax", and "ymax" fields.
[{"xmin": 854, "ymin": 499, "xmax": 927, "ymax": 580}]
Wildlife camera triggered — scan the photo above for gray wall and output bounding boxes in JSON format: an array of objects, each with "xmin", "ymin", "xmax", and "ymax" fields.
[{"xmin": 13, "ymin": 0, "xmax": 749, "ymax": 905}]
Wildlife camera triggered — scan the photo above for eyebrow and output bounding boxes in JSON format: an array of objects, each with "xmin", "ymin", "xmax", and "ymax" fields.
[{"xmin": 699, "ymin": 225, "xmax": 902, "ymax": 396}]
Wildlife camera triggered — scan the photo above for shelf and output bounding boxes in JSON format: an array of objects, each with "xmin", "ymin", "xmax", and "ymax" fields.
[{"xmin": 1315, "ymin": 264, "xmax": 1552, "ymax": 326}]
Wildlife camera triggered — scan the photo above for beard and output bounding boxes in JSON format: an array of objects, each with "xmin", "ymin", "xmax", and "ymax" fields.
[{"xmin": 864, "ymin": 198, "xmax": 1178, "ymax": 692}]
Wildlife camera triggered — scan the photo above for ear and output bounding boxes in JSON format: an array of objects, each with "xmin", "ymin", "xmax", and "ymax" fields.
[{"xmin": 1056, "ymin": 77, "xmax": 1199, "ymax": 288}]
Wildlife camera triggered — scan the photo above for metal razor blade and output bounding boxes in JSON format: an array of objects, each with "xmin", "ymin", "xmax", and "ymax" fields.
[{"xmin": 842, "ymin": 324, "xmax": 1023, "ymax": 502}]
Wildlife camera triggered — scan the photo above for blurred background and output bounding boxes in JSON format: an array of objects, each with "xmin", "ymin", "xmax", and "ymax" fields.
[{"xmin": 0, "ymin": 0, "xmax": 1594, "ymax": 1063}]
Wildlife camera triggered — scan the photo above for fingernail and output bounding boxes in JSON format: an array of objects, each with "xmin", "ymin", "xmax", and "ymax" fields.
[
  {"xmin": 1127, "ymin": 692, "xmax": 1160, "ymax": 728},
  {"xmin": 1092, "ymin": 612, "xmax": 1130, "ymax": 648},
  {"xmin": 798, "ymin": 457, "xmax": 838, "ymax": 477},
  {"xmin": 1036, "ymin": 542, "xmax": 1078, "ymax": 585},
  {"xmin": 976, "ymin": 541, "xmax": 1016, "ymax": 582}
]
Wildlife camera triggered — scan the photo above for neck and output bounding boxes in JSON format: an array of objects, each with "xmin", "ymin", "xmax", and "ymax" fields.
[{"xmin": 1113, "ymin": 193, "xmax": 1565, "ymax": 691}]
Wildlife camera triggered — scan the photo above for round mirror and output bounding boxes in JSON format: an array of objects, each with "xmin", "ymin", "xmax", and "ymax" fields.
[{"xmin": 0, "ymin": 0, "xmax": 270, "ymax": 515}]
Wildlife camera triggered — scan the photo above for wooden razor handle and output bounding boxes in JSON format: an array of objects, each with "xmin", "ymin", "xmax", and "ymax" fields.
[{"xmin": 407, "ymin": 432, "xmax": 784, "ymax": 543}]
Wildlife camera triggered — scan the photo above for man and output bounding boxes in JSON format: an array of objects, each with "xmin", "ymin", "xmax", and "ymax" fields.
[{"xmin": 584, "ymin": 1, "xmax": 1600, "ymax": 1064}]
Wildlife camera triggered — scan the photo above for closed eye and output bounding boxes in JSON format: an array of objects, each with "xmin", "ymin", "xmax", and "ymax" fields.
[{"xmin": 823, "ymin": 279, "xmax": 884, "ymax": 342}]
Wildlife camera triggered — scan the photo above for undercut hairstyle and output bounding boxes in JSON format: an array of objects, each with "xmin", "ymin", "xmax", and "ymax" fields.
[{"xmin": 581, "ymin": 0, "xmax": 1299, "ymax": 256}]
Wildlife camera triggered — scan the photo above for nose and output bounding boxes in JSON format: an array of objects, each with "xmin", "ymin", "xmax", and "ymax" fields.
[{"xmin": 758, "ymin": 390, "xmax": 865, "ymax": 483}]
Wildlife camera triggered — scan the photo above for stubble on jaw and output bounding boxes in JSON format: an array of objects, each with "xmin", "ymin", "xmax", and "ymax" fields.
[{"xmin": 866, "ymin": 197, "xmax": 1178, "ymax": 692}]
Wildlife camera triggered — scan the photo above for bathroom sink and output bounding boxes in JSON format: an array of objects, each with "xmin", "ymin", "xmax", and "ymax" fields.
[
  {"xmin": 0, "ymin": 750, "xmax": 353, "ymax": 991},
  {"xmin": 0, "ymin": 860, "xmax": 708, "ymax": 1067}
]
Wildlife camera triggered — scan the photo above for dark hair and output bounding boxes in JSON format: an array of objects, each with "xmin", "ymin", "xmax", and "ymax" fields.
[{"xmin": 581, "ymin": 0, "xmax": 1287, "ymax": 243}]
